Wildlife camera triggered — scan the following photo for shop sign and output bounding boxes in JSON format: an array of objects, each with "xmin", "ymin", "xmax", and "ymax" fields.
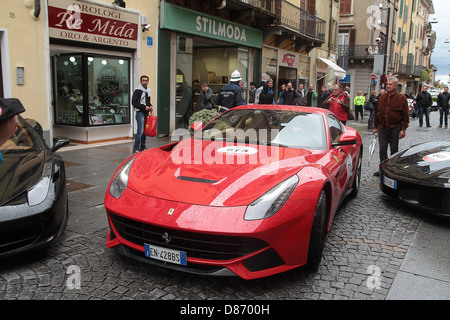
[
  {"xmin": 161, "ymin": 2, "xmax": 262, "ymax": 48},
  {"xmin": 48, "ymin": 0, "xmax": 138, "ymax": 49},
  {"xmin": 277, "ymin": 49, "xmax": 299, "ymax": 69}
]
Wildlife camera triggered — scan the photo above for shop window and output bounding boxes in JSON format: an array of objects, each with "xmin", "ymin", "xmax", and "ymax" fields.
[{"xmin": 54, "ymin": 54, "xmax": 130, "ymax": 126}]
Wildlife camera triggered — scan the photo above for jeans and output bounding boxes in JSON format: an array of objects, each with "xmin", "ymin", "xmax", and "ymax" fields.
[
  {"xmin": 378, "ymin": 126, "xmax": 402, "ymax": 163},
  {"xmin": 133, "ymin": 111, "xmax": 146, "ymax": 151},
  {"xmin": 368, "ymin": 109, "xmax": 375, "ymax": 128},
  {"xmin": 439, "ymin": 108, "xmax": 449, "ymax": 126},
  {"xmin": 355, "ymin": 105, "xmax": 363, "ymax": 120},
  {"xmin": 418, "ymin": 106, "xmax": 430, "ymax": 126}
]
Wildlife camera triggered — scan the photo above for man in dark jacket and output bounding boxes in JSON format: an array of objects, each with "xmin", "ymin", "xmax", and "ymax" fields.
[
  {"xmin": 215, "ymin": 70, "xmax": 245, "ymax": 112},
  {"xmin": 199, "ymin": 82, "xmax": 214, "ymax": 110},
  {"xmin": 281, "ymin": 82, "xmax": 296, "ymax": 105},
  {"xmin": 373, "ymin": 77, "xmax": 409, "ymax": 176},
  {"xmin": 131, "ymin": 75, "xmax": 153, "ymax": 154},
  {"xmin": 415, "ymin": 85, "xmax": 432, "ymax": 127},
  {"xmin": 437, "ymin": 86, "xmax": 449, "ymax": 128},
  {"xmin": 294, "ymin": 83, "xmax": 308, "ymax": 106},
  {"xmin": 317, "ymin": 86, "xmax": 330, "ymax": 108}
]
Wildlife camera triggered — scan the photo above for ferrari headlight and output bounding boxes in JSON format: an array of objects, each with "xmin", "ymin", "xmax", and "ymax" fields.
[
  {"xmin": 27, "ymin": 162, "xmax": 53, "ymax": 207},
  {"xmin": 109, "ymin": 157, "xmax": 135, "ymax": 199},
  {"xmin": 244, "ymin": 175, "xmax": 298, "ymax": 221}
]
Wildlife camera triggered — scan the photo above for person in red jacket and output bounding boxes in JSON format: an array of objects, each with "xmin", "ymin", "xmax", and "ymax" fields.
[{"xmin": 323, "ymin": 84, "xmax": 350, "ymax": 124}]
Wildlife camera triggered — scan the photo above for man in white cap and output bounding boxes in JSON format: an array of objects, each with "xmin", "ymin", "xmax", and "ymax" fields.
[{"xmin": 215, "ymin": 69, "xmax": 245, "ymax": 112}]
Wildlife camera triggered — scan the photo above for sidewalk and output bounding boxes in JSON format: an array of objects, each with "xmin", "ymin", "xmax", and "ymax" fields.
[{"xmin": 386, "ymin": 216, "xmax": 450, "ymax": 299}]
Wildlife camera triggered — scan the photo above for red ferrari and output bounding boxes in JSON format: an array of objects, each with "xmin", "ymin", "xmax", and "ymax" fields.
[{"xmin": 105, "ymin": 105, "xmax": 362, "ymax": 279}]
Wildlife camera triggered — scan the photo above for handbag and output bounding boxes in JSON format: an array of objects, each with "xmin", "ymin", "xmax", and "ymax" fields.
[
  {"xmin": 364, "ymin": 102, "xmax": 374, "ymax": 111},
  {"xmin": 347, "ymin": 110, "xmax": 355, "ymax": 120},
  {"xmin": 144, "ymin": 112, "xmax": 157, "ymax": 137}
]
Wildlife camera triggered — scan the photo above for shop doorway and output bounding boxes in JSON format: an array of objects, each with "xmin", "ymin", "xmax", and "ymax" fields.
[{"xmin": 175, "ymin": 35, "xmax": 249, "ymax": 129}]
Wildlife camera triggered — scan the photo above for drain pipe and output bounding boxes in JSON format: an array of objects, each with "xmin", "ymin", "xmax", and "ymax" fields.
[{"xmin": 34, "ymin": 0, "xmax": 41, "ymax": 18}]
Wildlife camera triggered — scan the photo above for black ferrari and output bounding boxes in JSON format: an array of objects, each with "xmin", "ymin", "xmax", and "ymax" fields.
[
  {"xmin": 0, "ymin": 115, "xmax": 70, "ymax": 257},
  {"xmin": 380, "ymin": 141, "xmax": 450, "ymax": 218}
]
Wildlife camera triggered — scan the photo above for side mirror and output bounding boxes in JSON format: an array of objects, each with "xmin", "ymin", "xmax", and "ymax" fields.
[
  {"xmin": 51, "ymin": 138, "xmax": 70, "ymax": 153},
  {"xmin": 331, "ymin": 131, "xmax": 358, "ymax": 147},
  {"xmin": 191, "ymin": 121, "xmax": 203, "ymax": 131}
]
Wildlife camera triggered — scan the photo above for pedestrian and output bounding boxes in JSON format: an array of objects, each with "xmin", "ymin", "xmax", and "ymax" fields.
[
  {"xmin": 281, "ymin": 82, "xmax": 296, "ymax": 105},
  {"xmin": 322, "ymin": 84, "xmax": 350, "ymax": 124},
  {"xmin": 0, "ymin": 98, "xmax": 25, "ymax": 166},
  {"xmin": 437, "ymin": 86, "xmax": 449, "ymax": 128},
  {"xmin": 277, "ymin": 83, "xmax": 286, "ymax": 104},
  {"xmin": 367, "ymin": 90, "xmax": 381, "ymax": 129},
  {"xmin": 294, "ymin": 83, "xmax": 308, "ymax": 106},
  {"xmin": 131, "ymin": 75, "xmax": 153, "ymax": 154},
  {"xmin": 248, "ymin": 82, "xmax": 257, "ymax": 104},
  {"xmin": 199, "ymin": 82, "xmax": 214, "ymax": 110},
  {"xmin": 258, "ymin": 82, "xmax": 275, "ymax": 104},
  {"xmin": 373, "ymin": 77, "xmax": 409, "ymax": 176},
  {"xmin": 306, "ymin": 84, "xmax": 318, "ymax": 107},
  {"xmin": 215, "ymin": 69, "xmax": 245, "ymax": 112},
  {"xmin": 415, "ymin": 84, "xmax": 432, "ymax": 127},
  {"xmin": 353, "ymin": 90, "xmax": 365, "ymax": 121},
  {"xmin": 317, "ymin": 86, "xmax": 330, "ymax": 108},
  {"xmin": 267, "ymin": 78, "xmax": 275, "ymax": 104}
]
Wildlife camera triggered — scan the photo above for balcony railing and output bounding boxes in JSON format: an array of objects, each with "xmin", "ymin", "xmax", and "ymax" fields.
[
  {"xmin": 232, "ymin": 0, "xmax": 278, "ymax": 15},
  {"xmin": 277, "ymin": 0, "xmax": 325, "ymax": 42},
  {"xmin": 338, "ymin": 44, "xmax": 387, "ymax": 59},
  {"xmin": 397, "ymin": 64, "xmax": 424, "ymax": 77}
]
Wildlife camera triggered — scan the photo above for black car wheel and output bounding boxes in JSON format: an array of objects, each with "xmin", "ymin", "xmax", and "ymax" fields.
[
  {"xmin": 350, "ymin": 151, "xmax": 362, "ymax": 197},
  {"xmin": 306, "ymin": 190, "xmax": 327, "ymax": 270}
]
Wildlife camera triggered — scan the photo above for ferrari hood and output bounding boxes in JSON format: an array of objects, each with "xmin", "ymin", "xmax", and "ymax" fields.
[
  {"xmin": 0, "ymin": 151, "xmax": 45, "ymax": 206},
  {"xmin": 127, "ymin": 139, "xmax": 325, "ymax": 206},
  {"xmin": 383, "ymin": 141, "xmax": 450, "ymax": 184}
]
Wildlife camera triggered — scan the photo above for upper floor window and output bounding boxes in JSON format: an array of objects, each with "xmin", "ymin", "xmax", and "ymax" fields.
[{"xmin": 340, "ymin": 0, "xmax": 352, "ymax": 15}]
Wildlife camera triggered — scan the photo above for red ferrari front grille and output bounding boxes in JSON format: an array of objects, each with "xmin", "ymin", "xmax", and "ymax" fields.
[{"xmin": 109, "ymin": 213, "xmax": 268, "ymax": 261}]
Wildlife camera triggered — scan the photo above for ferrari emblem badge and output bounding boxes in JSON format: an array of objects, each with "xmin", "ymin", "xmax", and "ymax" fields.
[
  {"xmin": 162, "ymin": 232, "xmax": 171, "ymax": 244},
  {"xmin": 167, "ymin": 208, "xmax": 175, "ymax": 215}
]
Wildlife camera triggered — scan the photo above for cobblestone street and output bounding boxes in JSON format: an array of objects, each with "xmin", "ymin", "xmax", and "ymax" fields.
[{"xmin": 1, "ymin": 111, "xmax": 449, "ymax": 302}]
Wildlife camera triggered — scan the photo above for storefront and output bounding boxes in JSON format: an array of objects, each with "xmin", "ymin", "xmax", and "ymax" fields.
[
  {"xmin": 158, "ymin": 2, "xmax": 263, "ymax": 134},
  {"xmin": 261, "ymin": 46, "xmax": 310, "ymax": 97},
  {"xmin": 48, "ymin": 0, "xmax": 139, "ymax": 143}
]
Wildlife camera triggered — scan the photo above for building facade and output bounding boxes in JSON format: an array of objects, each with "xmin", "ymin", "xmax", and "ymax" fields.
[{"xmin": 0, "ymin": 0, "xmax": 349, "ymax": 146}]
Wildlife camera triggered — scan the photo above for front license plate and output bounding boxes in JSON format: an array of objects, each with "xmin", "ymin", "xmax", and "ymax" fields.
[
  {"xmin": 144, "ymin": 243, "xmax": 187, "ymax": 266},
  {"xmin": 383, "ymin": 176, "xmax": 397, "ymax": 189}
]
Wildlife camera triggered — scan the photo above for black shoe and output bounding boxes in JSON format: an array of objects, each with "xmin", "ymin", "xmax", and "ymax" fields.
[
  {"xmin": 427, "ymin": 125, "xmax": 431, "ymax": 127},
  {"xmin": 132, "ymin": 149, "xmax": 139, "ymax": 154},
  {"xmin": 373, "ymin": 171, "xmax": 380, "ymax": 177}
]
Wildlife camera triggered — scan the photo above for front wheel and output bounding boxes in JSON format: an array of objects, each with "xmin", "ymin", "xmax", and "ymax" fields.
[
  {"xmin": 350, "ymin": 151, "xmax": 362, "ymax": 197},
  {"xmin": 306, "ymin": 190, "xmax": 328, "ymax": 270}
]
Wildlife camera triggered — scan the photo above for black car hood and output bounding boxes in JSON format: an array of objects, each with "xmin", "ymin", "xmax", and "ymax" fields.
[
  {"xmin": 383, "ymin": 141, "xmax": 450, "ymax": 184},
  {"xmin": 0, "ymin": 151, "xmax": 45, "ymax": 206}
]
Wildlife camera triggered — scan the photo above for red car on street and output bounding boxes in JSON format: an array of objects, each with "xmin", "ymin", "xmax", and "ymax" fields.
[{"xmin": 104, "ymin": 105, "xmax": 363, "ymax": 279}]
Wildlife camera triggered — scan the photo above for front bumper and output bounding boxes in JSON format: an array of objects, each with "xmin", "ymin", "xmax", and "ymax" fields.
[
  {"xmin": 379, "ymin": 169, "xmax": 450, "ymax": 218},
  {"xmin": 105, "ymin": 187, "xmax": 316, "ymax": 279}
]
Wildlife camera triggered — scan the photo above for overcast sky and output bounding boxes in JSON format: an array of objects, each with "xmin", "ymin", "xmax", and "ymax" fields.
[{"xmin": 430, "ymin": 0, "xmax": 450, "ymax": 84}]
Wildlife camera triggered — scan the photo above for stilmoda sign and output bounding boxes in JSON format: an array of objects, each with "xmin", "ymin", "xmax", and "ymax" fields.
[
  {"xmin": 160, "ymin": 2, "xmax": 262, "ymax": 49},
  {"xmin": 48, "ymin": 0, "xmax": 139, "ymax": 49}
]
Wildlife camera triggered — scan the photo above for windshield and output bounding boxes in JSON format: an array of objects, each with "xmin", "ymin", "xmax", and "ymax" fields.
[
  {"xmin": 0, "ymin": 117, "xmax": 40, "ymax": 154},
  {"xmin": 199, "ymin": 109, "xmax": 327, "ymax": 150}
]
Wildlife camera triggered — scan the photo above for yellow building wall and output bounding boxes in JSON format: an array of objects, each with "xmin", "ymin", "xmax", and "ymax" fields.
[{"xmin": 0, "ymin": 0, "xmax": 48, "ymax": 127}]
